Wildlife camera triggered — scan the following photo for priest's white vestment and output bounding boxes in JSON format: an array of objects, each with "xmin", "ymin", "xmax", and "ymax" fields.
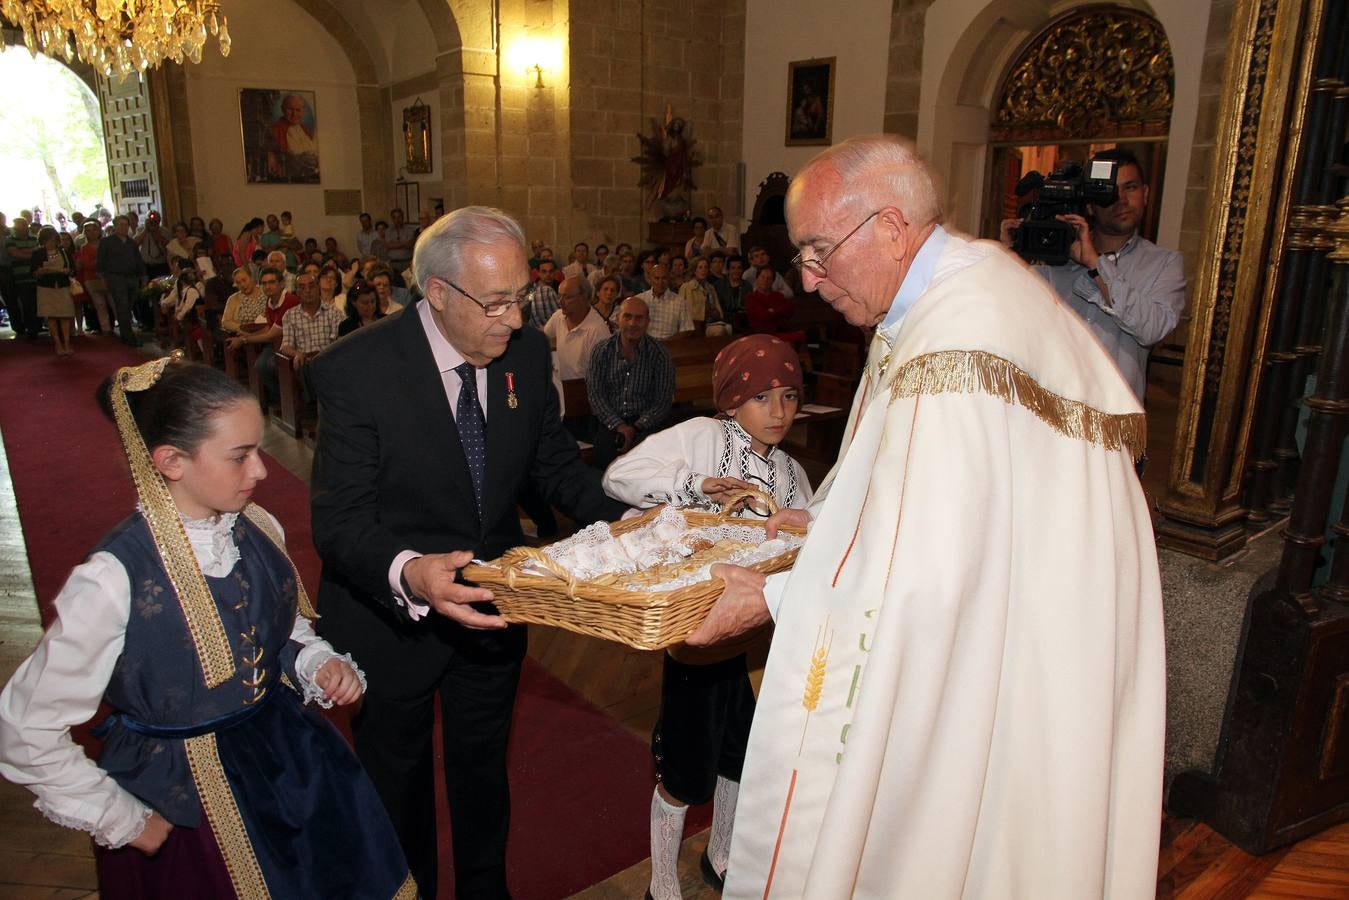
[{"xmin": 724, "ymin": 233, "xmax": 1165, "ymax": 899}]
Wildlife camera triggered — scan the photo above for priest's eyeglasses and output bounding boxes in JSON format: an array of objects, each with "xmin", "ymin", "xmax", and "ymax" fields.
[
  {"xmin": 791, "ymin": 210, "xmax": 880, "ymax": 279},
  {"xmin": 439, "ymin": 278, "xmax": 528, "ymax": 317}
]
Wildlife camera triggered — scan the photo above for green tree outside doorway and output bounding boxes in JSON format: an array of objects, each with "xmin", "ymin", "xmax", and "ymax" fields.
[{"xmin": 0, "ymin": 49, "xmax": 112, "ymax": 222}]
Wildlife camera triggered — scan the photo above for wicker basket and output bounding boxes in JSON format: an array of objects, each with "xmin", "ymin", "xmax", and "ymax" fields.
[{"xmin": 461, "ymin": 489, "xmax": 803, "ymax": 650}]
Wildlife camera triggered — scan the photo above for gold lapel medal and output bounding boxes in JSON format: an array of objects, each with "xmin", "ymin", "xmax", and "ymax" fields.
[{"xmin": 505, "ymin": 371, "xmax": 519, "ymax": 409}]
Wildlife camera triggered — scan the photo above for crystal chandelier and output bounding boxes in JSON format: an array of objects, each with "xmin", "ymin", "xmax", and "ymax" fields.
[{"xmin": 1, "ymin": 0, "xmax": 231, "ymax": 78}]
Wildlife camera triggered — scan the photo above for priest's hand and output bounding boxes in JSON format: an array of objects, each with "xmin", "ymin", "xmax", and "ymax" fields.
[
  {"xmin": 684, "ymin": 564, "xmax": 770, "ymax": 647},
  {"xmin": 403, "ymin": 551, "xmax": 505, "ymax": 630},
  {"xmin": 129, "ymin": 811, "xmax": 174, "ymax": 856},
  {"xmin": 765, "ymin": 507, "xmax": 810, "ymax": 538}
]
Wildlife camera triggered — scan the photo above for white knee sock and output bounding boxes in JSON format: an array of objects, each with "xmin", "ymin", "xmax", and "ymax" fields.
[
  {"xmin": 708, "ymin": 775, "xmax": 739, "ymax": 875},
  {"xmin": 649, "ymin": 788, "xmax": 688, "ymax": 900}
]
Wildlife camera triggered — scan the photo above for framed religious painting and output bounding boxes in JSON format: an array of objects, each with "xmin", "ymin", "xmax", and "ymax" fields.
[
  {"xmin": 785, "ymin": 58, "xmax": 835, "ymax": 146},
  {"xmin": 240, "ymin": 88, "xmax": 320, "ymax": 184}
]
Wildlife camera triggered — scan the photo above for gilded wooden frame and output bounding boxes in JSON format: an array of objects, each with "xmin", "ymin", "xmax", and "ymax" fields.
[
  {"xmin": 1155, "ymin": 0, "xmax": 1322, "ymax": 558},
  {"xmin": 403, "ymin": 97, "xmax": 432, "ymax": 175}
]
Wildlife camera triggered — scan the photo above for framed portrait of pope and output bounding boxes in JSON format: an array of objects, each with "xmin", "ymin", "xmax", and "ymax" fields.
[{"xmin": 240, "ymin": 88, "xmax": 320, "ymax": 184}]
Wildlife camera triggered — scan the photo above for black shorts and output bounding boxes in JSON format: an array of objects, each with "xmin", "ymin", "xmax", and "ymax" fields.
[{"xmin": 651, "ymin": 652, "xmax": 756, "ymax": 805}]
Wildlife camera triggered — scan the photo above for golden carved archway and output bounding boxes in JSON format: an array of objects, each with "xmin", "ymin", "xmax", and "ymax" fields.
[
  {"xmin": 991, "ymin": 7, "xmax": 1174, "ymax": 143},
  {"xmin": 982, "ymin": 6, "xmax": 1176, "ymax": 245}
]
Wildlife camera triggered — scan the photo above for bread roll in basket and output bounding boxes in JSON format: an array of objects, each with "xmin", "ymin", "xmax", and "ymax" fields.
[{"xmin": 461, "ymin": 489, "xmax": 805, "ymax": 650}]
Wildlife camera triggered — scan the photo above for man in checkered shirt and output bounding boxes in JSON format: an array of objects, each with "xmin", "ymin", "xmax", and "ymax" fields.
[
  {"xmin": 279, "ymin": 271, "xmax": 342, "ymax": 401},
  {"xmin": 586, "ymin": 296, "xmax": 675, "ymax": 469},
  {"xmin": 524, "ymin": 258, "xmax": 561, "ymax": 329},
  {"xmin": 636, "ymin": 263, "xmax": 694, "ymax": 340}
]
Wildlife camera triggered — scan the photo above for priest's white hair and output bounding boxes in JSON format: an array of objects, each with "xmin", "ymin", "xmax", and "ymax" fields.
[
  {"xmin": 803, "ymin": 134, "xmax": 944, "ymax": 228},
  {"xmin": 412, "ymin": 206, "xmax": 527, "ymax": 293}
]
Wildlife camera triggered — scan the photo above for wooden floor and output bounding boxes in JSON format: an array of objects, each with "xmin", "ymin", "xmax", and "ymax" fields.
[
  {"xmin": 1156, "ymin": 817, "xmax": 1349, "ymax": 899},
  {"xmin": 0, "ymin": 332, "xmax": 1346, "ymax": 898}
]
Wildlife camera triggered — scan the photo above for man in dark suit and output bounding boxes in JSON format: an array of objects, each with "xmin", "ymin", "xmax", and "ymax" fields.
[{"xmin": 309, "ymin": 206, "xmax": 623, "ymax": 899}]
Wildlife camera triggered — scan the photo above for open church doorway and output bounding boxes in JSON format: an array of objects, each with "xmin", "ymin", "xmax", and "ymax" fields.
[{"xmin": 0, "ymin": 48, "xmax": 114, "ymax": 230}]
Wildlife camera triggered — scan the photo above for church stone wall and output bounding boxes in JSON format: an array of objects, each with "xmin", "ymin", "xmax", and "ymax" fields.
[{"xmin": 565, "ymin": 0, "xmax": 746, "ymax": 250}]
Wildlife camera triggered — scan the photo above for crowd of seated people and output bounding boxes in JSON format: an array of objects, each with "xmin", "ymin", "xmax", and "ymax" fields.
[{"xmin": 3, "ymin": 200, "xmax": 818, "ymax": 473}]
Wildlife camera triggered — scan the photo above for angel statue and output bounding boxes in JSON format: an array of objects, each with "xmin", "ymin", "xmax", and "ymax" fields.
[{"xmin": 633, "ymin": 108, "xmax": 700, "ymax": 221}]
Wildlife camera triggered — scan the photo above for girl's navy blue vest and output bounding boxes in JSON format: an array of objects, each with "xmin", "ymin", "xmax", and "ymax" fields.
[{"xmin": 93, "ymin": 512, "xmax": 300, "ymax": 826}]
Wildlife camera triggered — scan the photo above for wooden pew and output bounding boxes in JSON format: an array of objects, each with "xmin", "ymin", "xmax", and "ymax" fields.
[
  {"xmin": 813, "ymin": 371, "xmax": 857, "ymax": 408},
  {"xmin": 221, "ymin": 333, "xmax": 246, "ymax": 382},
  {"xmin": 562, "ymin": 378, "xmax": 591, "ymax": 421},
  {"xmin": 559, "ymin": 378, "xmax": 595, "ymax": 464},
  {"xmin": 780, "ymin": 378, "xmax": 852, "ymax": 485},
  {"xmin": 787, "ymin": 292, "xmax": 844, "ymax": 347},
  {"xmin": 664, "ymin": 334, "xmax": 732, "ymax": 411},
  {"xmin": 274, "ymin": 356, "xmax": 307, "ymax": 438},
  {"xmin": 243, "ymin": 341, "xmax": 270, "ymax": 412}
]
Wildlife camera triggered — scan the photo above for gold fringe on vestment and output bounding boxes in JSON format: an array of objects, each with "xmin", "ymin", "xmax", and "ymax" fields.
[
  {"xmin": 110, "ymin": 351, "xmax": 237, "ymax": 688},
  {"xmin": 886, "ymin": 350, "xmax": 1147, "ymax": 461},
  {"xmin": 185, "ymin": 733, "xmax": 273, "ymax": 899}
]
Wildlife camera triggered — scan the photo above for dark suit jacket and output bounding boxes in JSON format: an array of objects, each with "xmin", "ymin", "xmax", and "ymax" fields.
[{"xmin": 309, "ymin": 303, "xmax": 623, "ymax": 654}]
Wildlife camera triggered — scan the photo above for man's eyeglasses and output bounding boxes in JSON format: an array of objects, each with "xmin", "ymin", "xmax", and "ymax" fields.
[
  {"xmin": 439, "ymin": 278, "xmax": 526, "ymax": 318},
  {"xmin": 791, "ymin": 210, "xmax": 881, "ymax": 279}
]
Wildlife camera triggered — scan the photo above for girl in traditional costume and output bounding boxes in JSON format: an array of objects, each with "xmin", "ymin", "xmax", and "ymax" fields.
[
  {"xmin": 601, "ymin": 334, "xmax": 813, "ymax": 900},
  {"xmin": 0, "ymin": 356, "xmax": 416, "ymax": 900}
]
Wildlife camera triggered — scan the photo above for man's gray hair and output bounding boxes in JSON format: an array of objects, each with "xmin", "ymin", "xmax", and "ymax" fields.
[
  {"xmin": 804, "ymin": 135, "xmax": 943, "ymax": 227},
  {"xmin": 413, "ymin": 206, "xmax": 526, "ymax": 292},
  {"xmin": 562, "ymin": 273, "xmax": 594, "ymax": 302}
]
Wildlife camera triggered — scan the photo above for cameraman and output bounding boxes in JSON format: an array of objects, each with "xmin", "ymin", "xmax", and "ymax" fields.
[{"xmin": 1000, "ymin": 149, "xmax": 1185, "ymax": 402}]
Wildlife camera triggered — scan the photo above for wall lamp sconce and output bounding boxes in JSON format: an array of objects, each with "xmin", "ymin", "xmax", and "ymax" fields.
[{"xmin": 506, "ymin": 31, "xmax": 561, "ymax": 91}]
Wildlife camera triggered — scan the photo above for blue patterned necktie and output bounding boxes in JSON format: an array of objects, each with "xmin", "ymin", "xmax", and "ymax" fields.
[{"xmin": 454, "ymin": 362, "xmax": 486, "ymax": 512}]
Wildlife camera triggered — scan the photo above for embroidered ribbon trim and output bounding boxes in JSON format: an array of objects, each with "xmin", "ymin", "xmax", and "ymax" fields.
[
  {"xmin": 242, "ymin": 504, "xmax": 318, "ymax": 619},
  {"xmin": 110, "ymin": 352, "xmax": 236, "ymax": 689},
  {"xmin": 394, "ymin": 872, "xmax": 419, "ymax": 899},
  {"xmin": 185, "ymin": 733, "xmax": 272, "ymax": 899},
  {"xmin": 886, "ymin": 350, "xmax": 1146, "ymax": 460}
]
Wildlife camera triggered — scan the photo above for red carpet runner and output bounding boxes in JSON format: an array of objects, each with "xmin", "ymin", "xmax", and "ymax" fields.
[{"xmin": 0, "ymin": 336, "xmax": 706, "ymax": 898}]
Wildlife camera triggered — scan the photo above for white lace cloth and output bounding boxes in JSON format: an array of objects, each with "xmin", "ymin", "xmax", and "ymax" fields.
[{"xmin": 540, "ymin": 507, "xmax": 803, "ymax": 588}]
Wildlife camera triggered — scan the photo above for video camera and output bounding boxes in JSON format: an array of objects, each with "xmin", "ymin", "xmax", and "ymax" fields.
[{"xmin": 1009, "ymin": 157, "xmax": 1120, "ymax": 266}]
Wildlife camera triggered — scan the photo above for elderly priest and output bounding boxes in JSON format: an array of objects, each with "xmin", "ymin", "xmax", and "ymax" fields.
[{"xmin": 687, "ymin": 135, "xmax": 1165, "ymax": 900}]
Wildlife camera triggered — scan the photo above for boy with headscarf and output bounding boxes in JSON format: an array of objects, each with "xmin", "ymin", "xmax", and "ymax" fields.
[{"xmin": 602, "ymin": 334, "xmax": 813, "ymax": 900}]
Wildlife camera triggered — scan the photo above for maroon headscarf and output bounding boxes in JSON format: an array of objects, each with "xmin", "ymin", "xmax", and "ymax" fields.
[{"xmin": 713, "ymin": 334, "xmax": 803, "ymax": 412}]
